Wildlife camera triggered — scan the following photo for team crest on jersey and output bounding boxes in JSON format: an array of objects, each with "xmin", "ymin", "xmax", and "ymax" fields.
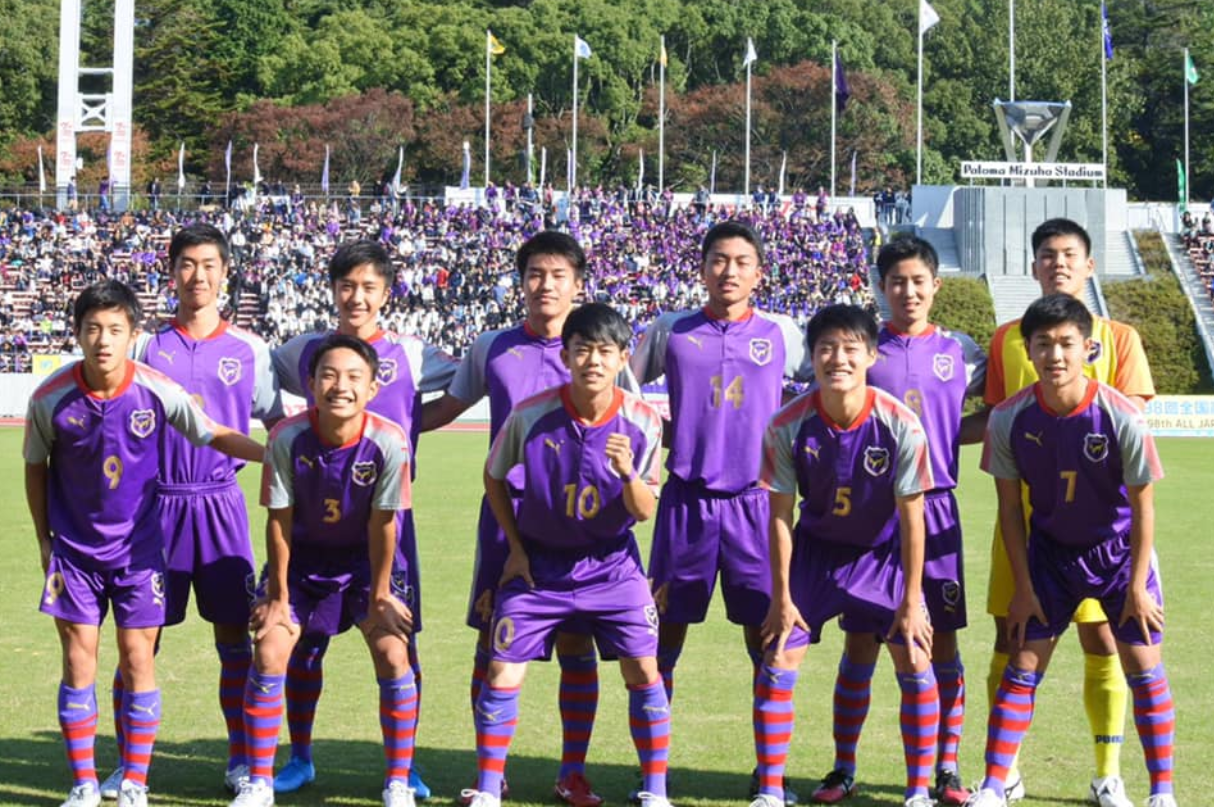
[
  {"xmin": 129, "ymin": 409, "xmax": 156, "ymax": 438},
  {"xmin": 377, "ymin": 358, "xmax": 398, "ymax": 386},
  {"xmin": 749, "ymin": 338, "xmax": 774, "ymax": 366},
  {"xmin": 1084, "ymin": 433, "xmax": 1110, "ymax": 463},
  {"xmin": 863, "ymin": 446, "xmax": 891, "ymax": 477},
  {"xmin": 932, "ymin": 353, "xmax": 955, "ymax": 382},
  {"xmin": 217, "ymin": 357, "xmax": 242, "ymax": 386},
  {"xmin": 1086, "ymin": 339, "xmax": 1103, "ymax": 365},
  {"xmin": 351, "ymin": 461, "xmax": 379, "ymax": 487}
]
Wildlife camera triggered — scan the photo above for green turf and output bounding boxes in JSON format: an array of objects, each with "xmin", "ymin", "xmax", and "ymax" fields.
[{"xmin": 1, "ymin": 430, "xmax": 1208, "ymax": 806}]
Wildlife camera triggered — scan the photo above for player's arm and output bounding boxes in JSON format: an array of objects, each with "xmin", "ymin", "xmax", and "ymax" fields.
[
  {"xmin": 606, "ymin": 432, "xmax": 656, "ymax": 521},
  {"xmin": 253, "ymin": 507, "xmax": 298, "ymax": 641},
  {"xmin": 365, "ymin": 508, "xmax": 412, "ymax": 636},
  {"xmin": 994, "ymin": 476, "xmax": 1045, "ymax": 647},
  {"xmin": 24, "ymin": 462, "xmax": 51, "ymax": 572},
  {"xmin": 889, "ymin": 492, "xmax": 932, "ymax": 661},
  {"xmin": 421, "ymin": 392, "xmax": 473, "ymax": 432},
  {"xmin": 1121, "ymin": 482, "xmax": 1164, "ymax": 642},
  {"xmin": 485, "ymin": 465, "xmax": 533, "ymax": 588},
  {"xmin": 209, "ymin": 424, "xmax": 265, "ymax": 463},
  {"xmin": 958, "ymin": 407, "xmax": 990, "ymax": 445}
]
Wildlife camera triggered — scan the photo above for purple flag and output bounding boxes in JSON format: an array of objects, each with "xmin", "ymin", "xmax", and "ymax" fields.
[{"xmin": 834, "ymin": 52, "xmax": 850, "ymax": 112}]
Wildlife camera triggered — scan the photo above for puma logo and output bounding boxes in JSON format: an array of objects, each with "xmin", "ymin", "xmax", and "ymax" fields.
[
  {"xmin": 67, "ymin": 415, "xmax": 86, "ymax": 429},
  {"xmin": 544, "ymin": 438, "xmax": 562, "ymax": 455},
  {"xmin": 157, "ymin": 350, "xmax": 175, "ymax": 364},
  {"xmin": 686, "ymin": 335, "xmax": 703, "ymax": 350},
  {"xmin": 299, "ymin": 455, "xmax": 315, "ymax": 469},
  {"xmin": 476, "ymin": 705, "xmax": 503, "ymax": 722},
  {"xmin": 131, "ymin": 703, "xmax": 156, "ymax": 715},
  {"xmin": 66, "ymin": 701, "xmax": 91, "ymax": 711},
  {"xmin": 507, "ymin": 347, "xmax": 525, "ymax": 360},
  {"xmin": 804, "ymin": 445, "xmax": 821, "ymax": 460},
  {"xmin": 1024, "ymin": 431, "xmax": 1044, "ymax": 447}
]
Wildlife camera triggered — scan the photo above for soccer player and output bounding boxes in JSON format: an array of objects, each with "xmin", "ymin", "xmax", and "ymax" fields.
[
  {"xmin": 228, "ymin": 334, "xmax": 417, "ymax": 807},
  {"xmin": 629, "ymin": 219, "xmax": 810, "ymax": 800},
  {"xmin": 969, "ymin": 294, "xmax": 1174, "ymax": 807},
  {"xmin": 810, "ymin": 237, "xmax": 984, "ymax": 806},
  {"xmin": 25, "ymin": 280, "xmax": 264, "ymax": 807},
  {"xmin": 751, "ymin": 304, "xmax": 938, "ymax": 807},
  {"xmin": 464, "ymin": 303, "xmax": 670, "ymax": 807},
  {"xmin": 271, "ymin": 240, "xmax": 455, "ymax": 795},
  {"xmin": 421, "ymin": 231, "xmax": 609, "ymax": 807},
  {"xmin": 98, "ymin": 223, "xmax": 281, "ymax": 798},
  {"xmin": 980, "ymin": 218, "xmax": 1154, "ymax": 806}
]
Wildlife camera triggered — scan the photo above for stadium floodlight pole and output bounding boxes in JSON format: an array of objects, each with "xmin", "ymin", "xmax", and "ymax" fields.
[
  {"xmin": 1101, "ymin": 3, "xmax": 1108, "ymax": 189},
  {"xmin": 659, "ymin": 35, "xmax": 666, "ymax": 194},
  {"xmin": 485, "ymin": 30, "xmax": 492, "ymax": 188},
  {"xmin": 831, "ymin": 39, "xmax": 838, "ymax": 199},
  {"xmin": 744, "ymin": 37, "xmax": 756, "ymax": 198}
]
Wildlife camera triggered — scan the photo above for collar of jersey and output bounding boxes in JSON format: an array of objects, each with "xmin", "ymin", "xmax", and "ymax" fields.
[
  {"xmin": 309, "ymin": 408, "xmax": 367, "ymax": 449},
  {"xmin": 884, "ymin": 322, "xmax": 936, "ymax": 338},
  {"xmin": 1033, "ymin": 378, "xmax": 1099, "ymax": 418},
  {"xmin": 560, "ymin": 384, "xmax": 624, "ymax": 427},
  {"xmin": 172, "ymin": 318, "xmax": 229, "ymax": 341},
  {"xmin": 701, "ymin": 305, "xmax": 754, "ymax": 323},
  {"xmin": 74, "ymin": 359, "xmax": 135, "ymax": 400},
  {"xmin": 812, "ymin": 387, "xmax": 876, "ymax": 432}
]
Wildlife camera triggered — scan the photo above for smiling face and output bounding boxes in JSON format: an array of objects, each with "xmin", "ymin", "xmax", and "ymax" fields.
[
  {"xmin": 811, "ymin": 327, "xmax": 877, "ymax": 397},
  {"xmin": 332, "ymin": 263, "xmax": 391, "ymax": 336},
  {"xmin": 77, "ymin": 306, "xmax": 135, "ymax": 380},
  {"xmin": 1027, "ymin": 321, "xmax": 1090, "ymax": 397},
  {"xmin": 879, "ymin": 256, "xmax": 940, "ymax": 333},
  {"xmin": 173, "ymin": 242, "xmax": 228, "ymax": 315},
  {"xmin": 523, "ymin": 253, "xmax": 583, "ymax": 325},
  {"xmin": 1032, "ymin": 233, "xmax": 1095, "ymax": 298},
  {"xmin": 310, "ymin": 346, "xmax": 379, "ymax": 421},
  {"xmin": 701, "ymin": 236, "xmax": 762, "ymax": 315},
  {"xmin": 561, "ymin": 334, "xmax": 627, "ymax": 398}
]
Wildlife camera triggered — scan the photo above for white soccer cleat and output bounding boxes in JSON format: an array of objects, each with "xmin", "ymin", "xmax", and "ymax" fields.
[
  {"xmin": 224, "ymin": 764, "xmax": 251, "ymax": 794},
  {"xmin": 1004, "ymin": 774, "xmax": 1025, "ymax": 803},
  {"xmin": 963, "ymin": 788, "xmax": 1006, "ymax": 807},
  {"xmin": 1089, "ymin": 776, "xmax": 1133, "ymax": 807},
  {"xmin": 749, "ymin": 795, "xmax": 783, "ymax": 807},
  {"xmin": 460, "ymin": 790, "xmax": 501, "ymax": 807},
  {"xmin": 229, "ymin": 780, "xmax": 275, "ymax": 807},
  {"xmin": 99, "ymin": 768, "xmax": 124, "ymax": 800},
  {"xmin": 116, "ymin": 780, "xmax": 147, "ymax": 807},
  {"xmin": 1145, "ymin": 794, "xmax": 1178, "ymax": 807},
  {"xmin": 60, "ymin": 782, "xmax": 102, "ymax": 807},
  {"xmin": 384, "ymin": 781, "xmax": 417, "ymax": 807},
  {"xmin": 636, "ymin": 792, "xmax": 673, "ymax": 807},
  {"xmin": 905, "ymin": 796, "xmax": 934, "ymax": 807}
]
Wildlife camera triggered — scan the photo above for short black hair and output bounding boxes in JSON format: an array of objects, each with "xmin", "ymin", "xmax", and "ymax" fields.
[
  {"xmin": 73, "ymin": 280, "xmax": 141, "ymax": 332},
  {"xmin": 805, "ymin": 304, "xmax": 879, "ymax": 353},
  {"xmin": 329, "ymin": 240, "xmax": 396, "ymax": 287},
  {"xmin": 877, "ymin": 235, "xmax": 939, "ymax": 280},
  {"xmin": 169, "ymin": 223, "xmax": 230, "ymax": 268},
  {"xmin": 701, "ymin": 220, "xmax": 765, "ymax": 266},
  {"xmin": 307, "ymin": 333, "xmax": 381, "ymax": 380},
  {"xmin": 1031, "ymin": 218, "xmax": 1091, "ymax": 257},
  {"xmin": 1019, "ymin": 293, "xmax": 1093, "ymax": 343},
  {"xmin": 561, "ymin": 302, "xmax": 631, "ymax": 350},
  {"xmin": 515, "ymin": 230, "xmax": 587, "ymax": 280}
]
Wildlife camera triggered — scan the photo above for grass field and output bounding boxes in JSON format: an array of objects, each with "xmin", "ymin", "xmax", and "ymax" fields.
[{"xmin": 1, "ymin": 430, "xmax": 1209, "ymax": 807}]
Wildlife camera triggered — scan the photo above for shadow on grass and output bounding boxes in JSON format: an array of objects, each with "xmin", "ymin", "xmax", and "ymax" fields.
[{"xmin": 0, "ymin": 732, "xmax": 913, "ymax": 807}]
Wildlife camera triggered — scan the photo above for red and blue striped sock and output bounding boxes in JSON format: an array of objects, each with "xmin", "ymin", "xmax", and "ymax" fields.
[
  {"xmin": 217, "ymin": 641, "xmax": 252, "ymax": 770},
  {"xmin": 557, "ymin": 651, "xmax": 599, "ymax": 778},
  {"xmin": 244, "ymin": 671, "xmax": 285, "ymax": 787},
  {"xmin": 933, "ymin": 653, "xmax": 965, "ymax": 773},
  {"xmin": 285, "ymin": 637, "xmax": 328, "ymax": 763},
  {"xmin": 896, "ymin": 669, "xmax": 939, "ymax": 799},
  {"xmin": 380, "ymin": 670, "xmax": 418, "ymax": 787},
  {"xmin": 628, "ymin": 680, "xmax": 670, "ymax": 797},
  {"xmin": 657, "ymin": 645, "xmax": 682, "ymax": 705},
  {"xmin": 58, "ymin": 682, "xmax": 98, "ymax": 787},
  {"xmin": 470, "ymin": 647, "xmax": 491, "ymax": 715},
  {"xmin": 111, "ymin": 668, "xmax": 125, "ymax": 765},
  {"xmin": 1127, "ymin": 664, "xmax": 1175, "ymax": 796},
  {"xmin": 831, "ymin": 654, "xmax": 876, "ymax": 775},
  {"xmin": 753, "ymin": 665, "xmax": 798, "ymax": 800},
  {"xmin": 475, "ymin": 684, "xmax": 519, "ymax": 797},
  {"xmin": 982, "ymin": 667, "xmax": 1042, "ymax": 798},
  {"xmin": 120, "ymin": 689, "xmax": 160, "ymax": 787}
]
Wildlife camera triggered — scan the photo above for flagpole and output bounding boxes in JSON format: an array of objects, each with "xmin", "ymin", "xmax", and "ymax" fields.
[
  {"xmin": 527, "ymin": 93, "xmax": 535, "ymax": 186},
  {"xmin": 1185, "ymin": 47, "xmax": 1191, "ymax": 210},
  {"xmin": 917, "ymin": 17, "xmax": 925, "ymax": 184},
  {"xmin": 745, "ymin": 46, "xmax": 752, "ymax": 198},
  {"xmin": 710, "ymin": 149, "xmax": 717, "ymax": 194},
  {"xmin": 1009, "ymin": 0, "xmax": 1016, "ymax": 101},
  {"xmin": 1101, "ymin": 6, "xmax": 1108, "ymax": 188},
  {"xmin": 571, "ymin": 35, "xmax": 579, "ymax": 192},
  {"xmin": 831, "ymin": 40, "xmax": 838, "ymax": 199},
  {"xmin": 659, "ymin": 34, "xmax": 666, "ymax": 194},
  {"xmin": 485, "ymin": 30, "xmax": 492, "ymax": 187}
]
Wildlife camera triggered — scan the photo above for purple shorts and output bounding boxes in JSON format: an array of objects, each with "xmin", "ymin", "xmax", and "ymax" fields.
[
  {"xmin": 1024, "ymin": 530, "xmax": 1164, "ymax": 646},
  {"xmin": 840, "ymin": 490, "xmax": 965, "ymax": 634},
  {"xmin": 40, "ymin": 551, "xmax": 166, "ymax": 629},
  {"xmin": 467, "ymin": 495, "xmax": 516, "ymax": 630},
  {"xmin": 490, "ymin": 540, "xmax": 658, "ymax": 663},
  {"xmin": 396, "ymin": 508, "xmax": 423, "ymax": 633},
  {"xmin": 785, "ymin": 537, "xmax": 924, "ymax": 650},
  {"xmin": 159, "ymin": 481, "xmax": 256, "ymax": 627},
  {"xmin": 649, "ymin": 475, "xmax": 771, "ymax": 625}
]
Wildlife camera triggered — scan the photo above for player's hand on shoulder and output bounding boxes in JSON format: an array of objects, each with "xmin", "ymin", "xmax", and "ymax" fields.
[
  {"xmin": 889, "ymin": 599, "xmax": 934, "ymax": 663},
  {"xmin": 605, "ymin": 432, "xmax": 636, "ymax": 478},
  {"xmin": 1120, "ymin": 585, "xmax": 1164, "ymax": 644},
  {"xmin": 500, "ymin": 547, "xmax": 535, "ymax": 589},
  {"xmin": 251, "ymin": 597, "xmax": 299, "ymax": 642}
]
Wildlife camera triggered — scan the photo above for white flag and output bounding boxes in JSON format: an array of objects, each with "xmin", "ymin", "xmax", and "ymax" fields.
[
  {"xmin": 37, "ymin": 145, "xmax": 46, "ymax": 193},
  {"xmin": 743, "ymin": 37, "xmax": 757, "ymax": 67},
  {"xmin": 637, "ymin": 148, "xmax": 644, "ymax": 191},
  {"xmin": 777, "ymin": 151, "xmax": 787, "ymax": 197},
  {"xmin": 253, "ymin": 143, "xmax": 262, "ymax": 185},
  {"xmin": 920, "ymin": 0, "xmax": 940, "ymax": 35},
  {"xmin": 393, "ymin": 146, "xmax": 404, "ymax": 194},
  {"xmin": 574, "ymin": 35, "xmax": 592, "ymax": 59},
  {"xmin": 177, "ymin": 142, "xmax": 186, "ymax": 190}
]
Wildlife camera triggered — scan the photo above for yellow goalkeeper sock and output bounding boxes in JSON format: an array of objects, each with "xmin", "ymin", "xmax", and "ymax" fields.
[{"xmin": 1084, "ymin": 652, "xmax": 1127, "ymax": 778}]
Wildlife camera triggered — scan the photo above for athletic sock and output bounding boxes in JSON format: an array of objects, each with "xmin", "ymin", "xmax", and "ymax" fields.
[
  {"xmin": 379, "ymin": 670, "xmax": 419, "ymax": 787},
  {"xmin": 1127, "ymin": 664, "xmax": 1175, "ymax": 797},
  {"xmin": 896, "ymin": 668, "xmax": 939, "ymax": 799},
  {"xmin": 244, "ymin": 671, "xmax": 286, "ymax": 786},
  {"xmin": 628, "ymin": 679, "xmax": 670, "ymax": 797},
  {"xmin": 475, "ymin": 685, "xmax": 519, "ymax": 797},
  {"xmin": 1085, "ymin": 651, "xmax": 1127, "ymax": 778},
  {"xmin": 59, "ymin": 682, "xmax": 99, "ymax": 787},
  {"xmin": 832, "ymin": 653, "xmax": 876, "ymax": 776},
  {"xmin": 470, "ymin": 646, "xmax": 491, "ymax": 715},
  {"xmin": 986, "ymin": 650, "xmax": 1019, "ymax": 782},
  {"xmin": 557, "ymin": 650, "xmax": 599, "ymax": 779},
  {"xmin": 982, "ymin": 667, "xmax": 1042, "ymax": 798},
  {"xmin": 656, "ymin": 645, "xmax": 682, "ymax": 705},
  {"xmin": 285, "ymin": 636, "xmax": 329, "ymax": 763},
  {"xmin": 120, "ymin": 689, "xmax": 161, "ymax": 787},
  {"xmin": 753, "ymin": 665, "xmax": 798, "ymax": 800},
  {"xmin": 111, "ymin": 668, "xmax": 125, "ymax": 766},
  {"xmin": 934, "ymin": 653, "xmax": 965, "ymax": 773},
  {"xmin": 217, "ymin": 641, "xmax": 252, "ymax": 771}
]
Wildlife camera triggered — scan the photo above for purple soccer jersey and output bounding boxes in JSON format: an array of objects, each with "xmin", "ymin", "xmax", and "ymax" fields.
[
  {"xmin": 866, "ymin": 324, "xmax": 985, "ymax": 491},
  {"xmin": 487, "ymin": 386, "xmax": 662, "ymax": 556},
  {"xmin": 981, "ymin": 379, "xmax": 1165, "ymax": 547},
  {"xmin": 761, "ymin": 387, "xmax": 934, "ymax": 548},
  {"xmin": 261, "ymin": 410, "xmax": 412, "ymax": 549},
  {"xmin": 24, "ymin": 361, "xmax": 218, "ymax": 569},
  {"xmin": 631, "ymin": 308, "xmax": 810, "ymax": 493}
]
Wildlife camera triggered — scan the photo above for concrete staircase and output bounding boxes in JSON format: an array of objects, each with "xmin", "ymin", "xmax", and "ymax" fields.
[
  {"xmin": 1160, "ymin": 232, "xmax": 1214, "ymax": 374},
  {"xmin": 1102, "ymin": 230, "xmax": 1142, "ymax": 277},
  {"xmin": 987, "ymin": 274, "xmax": 1103, "ymax": 325},
  {"xmin": 919, "ymin": 227, "xmax": 964, "ymax": 273}
]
